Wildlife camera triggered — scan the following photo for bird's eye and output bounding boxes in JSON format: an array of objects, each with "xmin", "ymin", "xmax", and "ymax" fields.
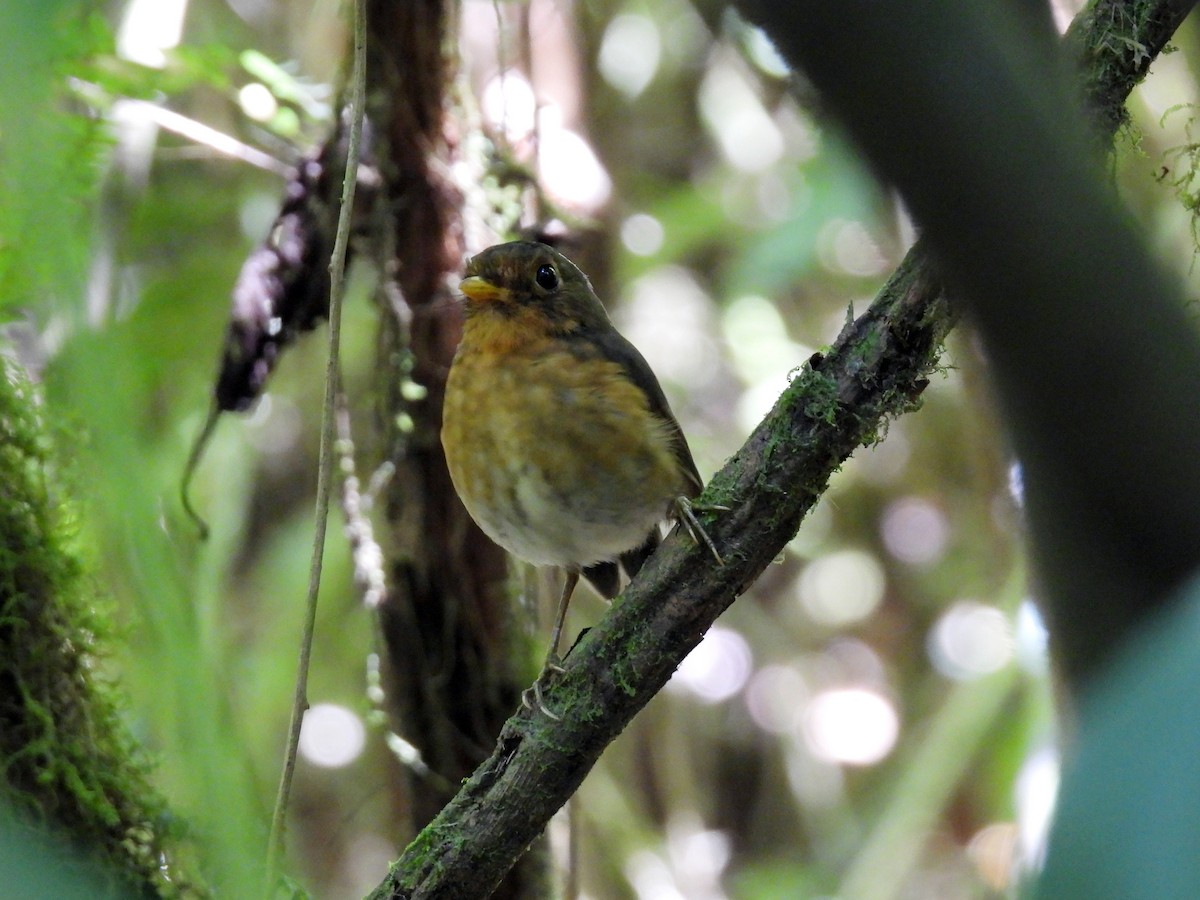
[{"xmin": 534, "ymin": 264, "xmax": 559, "ymax": 291}]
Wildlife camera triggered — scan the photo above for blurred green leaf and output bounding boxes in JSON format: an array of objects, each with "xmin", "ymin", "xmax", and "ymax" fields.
[
  {"xmin": 727, "ymin": 140, "xmax": 882, "ymax": 295},
  {"xmin": 80, "ymin": 43, "xmax": 240, "ymax": 106},
  {"xmin": 0, "ymin": 2, "xmax": 100, "ymax": 316},
  {"xmin": 240, "ymin": 49, "xmax": 331, "ymax": 123},
  {"xmin": 1035, "ymin": 573, "xmax": 1200, "ymax": 899},
  {"xmin": 44, "ymin": 322, "xmax": 268, "ymax": 895},
  {"xmin": 733, "ymin": 856, "xmax": 825, "ymax": 898}
]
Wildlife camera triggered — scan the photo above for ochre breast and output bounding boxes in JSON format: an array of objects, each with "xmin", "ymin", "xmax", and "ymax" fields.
[{"xmin": 442, "ymin": 321, "xmax": 685, "ymax": 568}]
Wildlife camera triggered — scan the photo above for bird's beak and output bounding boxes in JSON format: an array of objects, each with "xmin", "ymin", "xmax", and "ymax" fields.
[{"xmin": 459, "ymin": 275, "xmax": 511, "ymax": 303}]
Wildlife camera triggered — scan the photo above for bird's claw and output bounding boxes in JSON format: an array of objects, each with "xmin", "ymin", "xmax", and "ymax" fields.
[
  {"xmin": 676, "ymin": 496, "xmax": 725, "ymax": 565},
  {"xmin": 521, "ymin": 655, "xmax": 566, "ymax": 720}
]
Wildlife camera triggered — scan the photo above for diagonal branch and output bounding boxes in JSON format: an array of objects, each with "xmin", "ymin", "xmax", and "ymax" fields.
[
  {"xmin": 367, "ymin": 1, "xmax": 1192, "ymax": 896},
  {"xmin": 1066, "ymin": 0, "xmax": 1198, "ymax": 141},
  {"xmin": 369, "ymin": 243, "xmax": 948, "ymax": 900}
]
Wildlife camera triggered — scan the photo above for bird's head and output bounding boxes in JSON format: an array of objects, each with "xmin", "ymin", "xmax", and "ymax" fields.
[{"xmin": 459, "ymin": 241, "xmax": 610, "ymax": 335}]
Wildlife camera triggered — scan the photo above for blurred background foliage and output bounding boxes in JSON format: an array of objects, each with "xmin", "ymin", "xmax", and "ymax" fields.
[{"xmin": 2, "ymin": 0, "xmax": 1199, "ymax": 897}]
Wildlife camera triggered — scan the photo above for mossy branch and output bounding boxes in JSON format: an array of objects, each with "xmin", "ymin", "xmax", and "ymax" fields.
[
  {"xmin": 368, "ymin": 240, "xmax": 947, "ymax": 900},
  {"xmin": 367, "ymin": 1, "xmax": 1190, "ymax": 896},
  {"xmin": 1066, "ymin": 0, "xmax": 1196, "ymax": 142}
]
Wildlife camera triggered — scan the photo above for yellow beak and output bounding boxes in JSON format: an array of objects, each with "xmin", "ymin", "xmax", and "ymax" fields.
[{"xmin": 459, "ymin": 276, "xmax": 511, "ymax": 303}]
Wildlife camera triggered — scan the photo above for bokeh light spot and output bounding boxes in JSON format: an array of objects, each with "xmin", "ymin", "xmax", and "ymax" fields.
[
  {"xmin": 698, "ymin": 62, "xmax": 783, "ymax": 172},
  {"xmin": 743, "ymin": 25, "xmax": 790, "ymax": 78},
  {"xmin": 626, "ymin": 850, "xmax": 686, "ymax": 900},
  {"xmin": 785, "ymin": 499, "xmax": 834, "ymax": 560},
  {"xmin": 722, "ymin": 294, "xmax": 811, "ymax": 431},
  {"xmin": 238, "ymin": 82, "xmax": 278, "ymax": 122},
  {"xmin": 798, "ymin": 549, "xmax": 886, "ymax": 627},
  {"xmin": 620, "ymin": 213, "xmax": 665, "ymax": 256},
  {"xmin": 818, "ymin": 219, "xmax": 888, "ymax": 276},
  {"xmin": 802, "ymin": 687, "xmax": 899, "ymax": 766},
  {"xmin": 668, "ymin": 626, "xmax": 753, "ymax": 703},
  {"xmin": 598, "ymin": 14, "xmax": 661, "ymax": 100},
  {"xmin": 537, "ymin": 107, "xmax": 611, "ymax": 210},
  {"xmin": 722, "ymin": 294, "xmax": 800, "ymax": 383},
  {"xmin": 299, "ymin": 703, "xmax": 366, "ymax": 768},
  {"xmin": 118, "ymin": 0, "xmax": 187, "ymax": 67},
  {"xmin": 481, "ymin": 70, "xmax": 537, "ymax": 141},
  {"xmin": 745, "ymin": 664, "xmax": 807, "ymax": 734},
  {"xmin": 667, "ymin": 816, "xmax": 731, "ymax": 895},
  {"xmin": 1015, "ymin": 599, "xmax": 1050, "ymax": 675},
  {"xmin": 880, "ymin": 496, "xmax": 949, "ymax": 566},
  {"xmin": 1008, "ymin": 461, "xmax": 1026, "ymax": 510},
  {"xmin": 618, "ymin": 266, "xmax": 716, "ymax": 385},
  {"xmin": 928, "ymin": 601, "xmax": 1013, "ymax": 680},
  {"xmin": 1017, "ymin": 746, "xmax": 1060, "ymax": 871},
  {"xmin": 969, "ymin": 822, "xmax": 1020, "ymax": 891}
]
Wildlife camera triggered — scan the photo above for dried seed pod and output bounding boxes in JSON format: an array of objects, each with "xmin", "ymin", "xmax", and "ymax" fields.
[
  {"xmin": 182, "ymin": 117, "xmax": 377, "ymax": 537},
  {"xmin": 216, "ymin": 148, "xmax": 337, "ymax": 412}
]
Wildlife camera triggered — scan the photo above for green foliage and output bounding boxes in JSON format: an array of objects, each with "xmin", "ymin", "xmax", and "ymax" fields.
[
  {"xmin": 238, "ymin": 49, "xmax": 333, "ymax": 136},
  {"xmin": 1034, "ymin": 577, "xmax": 1200, "ymax": 899},
  {"xmin": 0, "ymin": 358, "xmax": 190, "ymax": 897},
  {"xmin": 45, "ymin": 321, "xmax": 275, "ymax": 897},
  {"xmin": 1156, "ymin": 103, "xmax": 1200, "ymax": 258},
  {"xmin": 78, "ymin": 42, "xmax": 238, "ymax": 106},
  {"xmin": 0, "ymin": 3, "xmax": 280, "ymax": 893},
  {"xmin": 0, "ymin": 4, "xmax": 106, "ymax": 316}
]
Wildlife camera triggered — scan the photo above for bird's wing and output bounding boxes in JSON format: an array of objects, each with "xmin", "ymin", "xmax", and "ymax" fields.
[{"xmin": 579, "ymin": 326, "xmax": 704, "ymax": 498}]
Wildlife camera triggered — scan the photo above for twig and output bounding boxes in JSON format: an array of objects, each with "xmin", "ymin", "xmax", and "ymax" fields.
[
  {"xmin": 179, "ymin": 400, "xmax": 220, "ymax": 540},
  {"xmin": 264, "ymin": 0, "xmax": 367, "ymax": 887},
  {"xmin": 122, "ymin": 99, "xmax": 293, "ymax": 176}
]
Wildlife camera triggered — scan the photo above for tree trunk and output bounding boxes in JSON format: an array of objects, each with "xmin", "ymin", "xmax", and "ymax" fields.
[
  {"xmin": 363, "ymin": 2, "xmax": 544, "ymax": 896},
  {"xmin": 0, "ymin": 361, "xmax": 188, "ymax": 898}
]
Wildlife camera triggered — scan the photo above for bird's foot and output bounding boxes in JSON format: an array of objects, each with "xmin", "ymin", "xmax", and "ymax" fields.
[
  {"xmin": 521, "ymin": 654, "xmax": 567, "ymax": 720},
  {"xmin": 675, "ymin": 496, "xmax": 727, "ymax": 565}
]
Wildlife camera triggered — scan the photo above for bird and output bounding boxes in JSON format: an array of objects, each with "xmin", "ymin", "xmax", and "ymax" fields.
[{"xmin": 440, "ymin": 240, "xmax": 720, "ymax": 715}]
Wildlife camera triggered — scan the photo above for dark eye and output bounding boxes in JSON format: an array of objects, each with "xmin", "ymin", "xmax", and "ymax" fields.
[{"xmin": 535, "ymin": 264, "xmax": 559, "ymax": 291}]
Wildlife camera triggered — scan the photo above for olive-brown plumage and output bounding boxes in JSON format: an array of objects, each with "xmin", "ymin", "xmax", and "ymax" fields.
[{"xmin": 441, "ymin": 241, "xmax": 708, "ymax": 710}]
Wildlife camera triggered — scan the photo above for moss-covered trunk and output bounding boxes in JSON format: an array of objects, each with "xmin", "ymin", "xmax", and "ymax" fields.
[{"xmin": 0, "ymin": 359, "xmax": 194, "ymax": 898}]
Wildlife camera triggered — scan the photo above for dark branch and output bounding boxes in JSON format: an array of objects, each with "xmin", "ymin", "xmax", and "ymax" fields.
[{"xmin": 740, "ymin": 0, "xmax": 1200, "ymax": 689}]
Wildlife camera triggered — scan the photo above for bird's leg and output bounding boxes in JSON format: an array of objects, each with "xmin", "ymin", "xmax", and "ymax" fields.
[
  {"xmin": 545, "ymin": 567, "xmax": 578, "ymax": 670},
  {"xmin": 522, "ymin": 568, "xmax": 580, "ymax": 720},
  {"xmin": 675, "ymin": 496, "xmax": 726, "ymax": 565}
]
